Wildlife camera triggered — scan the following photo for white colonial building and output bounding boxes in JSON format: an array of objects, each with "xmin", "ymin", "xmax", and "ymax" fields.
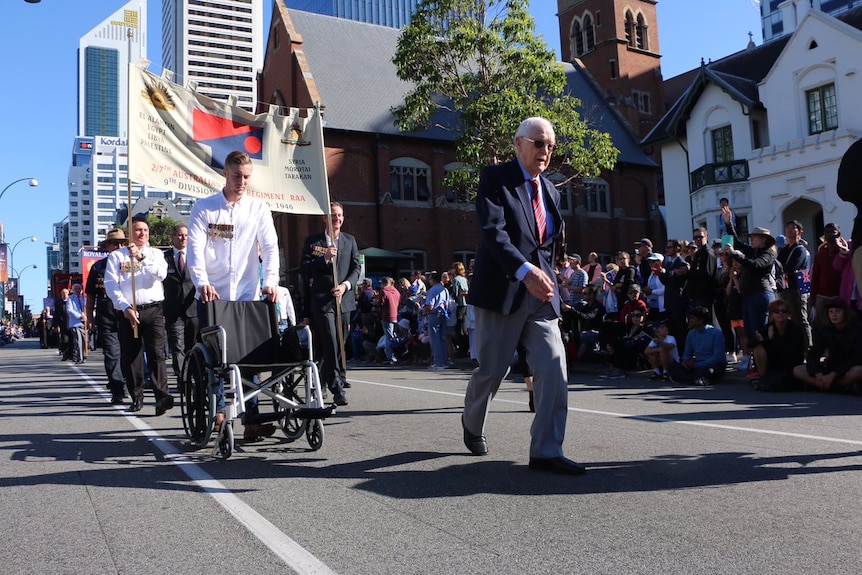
[{"xmin": 645, "ymin": 2, "xmax": 862, "ymax": 245}]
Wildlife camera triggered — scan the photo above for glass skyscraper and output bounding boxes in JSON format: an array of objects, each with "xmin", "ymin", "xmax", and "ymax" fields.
[
  {"xmin": 760, "ymin": 0, "xmax": 858, "ymax": 41},
  {"xmin": 285, "ymin": 0, "xmax": 421, "ymax": 28}
]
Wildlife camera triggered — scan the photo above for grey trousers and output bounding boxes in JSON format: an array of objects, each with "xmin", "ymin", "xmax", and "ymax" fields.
[{"xmin": 463, "ymin": 298, "xmax": 569, "ymax": 459}]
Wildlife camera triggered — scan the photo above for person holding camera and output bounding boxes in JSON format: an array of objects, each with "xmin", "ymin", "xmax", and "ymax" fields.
[{"xmin": 810, "ymin": 223, "xmax": 844, "ymax": 329}]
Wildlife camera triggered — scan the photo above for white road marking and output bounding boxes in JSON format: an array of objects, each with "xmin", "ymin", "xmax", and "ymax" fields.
[
  {"xmin": 76, "ymin": 368, "xmax": 339, "ymax": 575},
  {"xmin": 351, "ymin": 378, "xmax": 862, "ymax": 447}
]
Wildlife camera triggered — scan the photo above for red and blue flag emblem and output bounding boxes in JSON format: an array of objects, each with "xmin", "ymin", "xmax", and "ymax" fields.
[{"xmin": 192, "ymin": 109, "xmax": 264, "ymax": 170}]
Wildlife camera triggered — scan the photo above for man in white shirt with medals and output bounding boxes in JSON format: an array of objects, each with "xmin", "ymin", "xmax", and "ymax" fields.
[{"xmin": 105, "ymin": 217, "xmax": 172, "ymax": 415}]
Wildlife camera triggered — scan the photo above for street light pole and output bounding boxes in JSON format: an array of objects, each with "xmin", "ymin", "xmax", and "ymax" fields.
[
  {"xmin": 11, "ymin": 264, "xmax": 37, "ymax": 323},
  {"xmin": 0, "ymin": 178, "xmax": 38, "ymax": 204},
  {"xmin": 8, "ymin": 236, "xmax": 37, "ymax": 282}
]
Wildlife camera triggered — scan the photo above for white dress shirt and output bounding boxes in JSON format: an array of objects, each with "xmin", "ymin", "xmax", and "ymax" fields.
[
  {"xmin": 187, "ymin": 190, "xmax": 280, "ymax": 302},
  {"xmin": 104, "ymin": 244, "xmax": 168, "ymax": 310}
]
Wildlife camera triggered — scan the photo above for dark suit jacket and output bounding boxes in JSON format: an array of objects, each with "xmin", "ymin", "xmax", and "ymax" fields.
[
  {"xmin": 301, "ymin": 231, "xmax": 361, "ymax": 314},
  {"xmin": 659, "ymin": 255, "xmax": 688, "ymax": 313},
  {"xmin": 162, "ymin": 248, "xmax": 197, "ymax": 321},
  {"xmin": 467, "ymin": 160, "xmax": 563, "ymax": 317}
]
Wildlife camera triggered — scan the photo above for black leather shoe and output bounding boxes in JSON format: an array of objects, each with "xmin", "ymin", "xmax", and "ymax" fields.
[
  {"xmin": 333, "ymin": 392, "xmax": 348, "ymax": 406},
  {"xmin": 528, "ymin": 457, "xmax": 587, "ymax": 476},
  {"xmin": 110, "ymin": 393, "xmax": 124, "ymax": 405},
  {"xmin": 155, "ymin": 396, "xmax": 175, "ymax": 416},
  {"xmin": 462, "ymin": 423, "xmax": 488, "ymax": 456},
  {"xmin": 129, "ymin": 399, "xmax": 144, "ymax": 413},
  {"xmin": 342, "ymin": 381, "xmax": 352, "ymax": 389}
]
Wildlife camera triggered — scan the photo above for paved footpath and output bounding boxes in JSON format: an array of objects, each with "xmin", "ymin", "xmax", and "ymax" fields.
[{"xmin": 1, "ymin": 338, "xmax": 861, "ymax": 575}]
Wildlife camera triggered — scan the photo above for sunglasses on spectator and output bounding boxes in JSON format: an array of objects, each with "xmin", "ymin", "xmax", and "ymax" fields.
[
  {"xmin": 693, "ymin": 235, "xmax": 704, "ymax": 240},
  {"xmin": 522, "ymin": 137, "xmax": 557, "ymax": 152},
  {"xmin": 773, "ymin": 309, "xmax": 790, "ymax": 314},
  {"xmin": 631, "ymin": 313, "xmax": 644, "ymax": 317}
]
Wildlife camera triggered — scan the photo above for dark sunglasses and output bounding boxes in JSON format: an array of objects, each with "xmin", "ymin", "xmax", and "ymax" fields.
[
  {"xmin": 773, "ymin": 309, "xmax": 790, "ymax": 314},
  {"xmin": 693, "ymin": 235, "xmax": 704, "ymax": 240},
  {"xmin": 522, "ymin": 137, "xmax": 557, "ymax": 152}
]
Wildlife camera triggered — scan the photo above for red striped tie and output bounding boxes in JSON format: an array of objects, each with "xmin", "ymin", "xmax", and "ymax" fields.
[{"xmin": 530, "ymin": 179, "xmax": 546, "ymax": 242}]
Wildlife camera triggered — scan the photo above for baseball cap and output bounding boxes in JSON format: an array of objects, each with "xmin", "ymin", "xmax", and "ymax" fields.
[{"xmin": 634, "ymin": 238, "xmax": 653, "ymax": 249}]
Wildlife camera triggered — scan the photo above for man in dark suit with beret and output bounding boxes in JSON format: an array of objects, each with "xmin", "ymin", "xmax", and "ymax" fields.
[
  {"xmin": 462, "ymin": 116, "xmax": 585, "ymax": 475},
  {"xmin": 301, "ymin": 202, "xmax": 361, "ymax": 406},
  {"xmin": 163, "ymin": 224, "xmax": 198, "ymax": 380}
]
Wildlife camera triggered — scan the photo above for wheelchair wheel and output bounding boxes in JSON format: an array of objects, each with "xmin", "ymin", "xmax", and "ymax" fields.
[
  {"xmin": 181, "ymin": 347, "xmax": 212, "ymax": 446},
  {"xmin": 273, "ymin": 375, "xmax": 306, "ymax": 442},
  {"xmin": 306, "ymin": 419, "xmax": 324, "ymax": 451},
  {"xmin": 219, "ymin": 422, "xmax": 234, "ymax": 459}
]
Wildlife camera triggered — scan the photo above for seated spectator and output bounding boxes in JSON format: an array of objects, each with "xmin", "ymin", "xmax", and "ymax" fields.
[
  {"xmin": 572, "ymin": 285, "xmax": 605, "ymax": 360},
  {"xmin": 643, "ymin": 322, "xmax": 680, "ymax": 381},
  {"xmin": 600, "ymin": 309, "xmax": 652, "ymax": 379},
  {"xmin": 750, "ymin": 299, "xmax": 806, "ymax": 391},
  {"xmin": 600, "ymin": 283, "xmax": 648, "ymax": 353},
  {"xmin": 666, "ymin": 306, "xmax": 727, "ymax": 385},
  {"xmin": 792, "ymin": 297, "xmax": 862, "ymax": 393}
]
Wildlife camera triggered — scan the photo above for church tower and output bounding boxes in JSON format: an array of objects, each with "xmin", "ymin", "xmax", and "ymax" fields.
[{"xmin": 557, "ymin": 0, "xmax": 664, "ymax": 142}]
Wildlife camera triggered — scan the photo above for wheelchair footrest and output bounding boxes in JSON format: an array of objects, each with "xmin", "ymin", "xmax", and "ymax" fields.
[
  {"xmin": 290, "ymin": 405, "xmax": 337, "ymax": 420},
  {"xmin": 242, "ymin": 405, "xmax": 336, "ymax": 426}
]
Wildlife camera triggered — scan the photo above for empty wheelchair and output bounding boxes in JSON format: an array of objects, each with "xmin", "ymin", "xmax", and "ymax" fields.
[{"xmin": 180, "ymin": 299, "xmax": 335, "ymax": 459}]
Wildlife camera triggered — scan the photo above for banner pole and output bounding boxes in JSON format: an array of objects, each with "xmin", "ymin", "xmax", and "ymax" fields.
[{"xmin": 126, "ymin": 54, "xmax": 138, "ymax": 338}]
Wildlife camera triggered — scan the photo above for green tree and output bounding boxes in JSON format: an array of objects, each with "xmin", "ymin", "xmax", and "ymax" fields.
[
  {"xmin": 392, "ymin": 0, "xmax": 619, "ymax": 197},
  {"xmin": 146, "ymin": 216, "xmax": 181, "ymax": 248}
]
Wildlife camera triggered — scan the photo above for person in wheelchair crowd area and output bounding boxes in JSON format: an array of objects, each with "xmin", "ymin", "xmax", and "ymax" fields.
[
  {"xmin": 187, "ymin": 150, "xmax": 281, "ymax": 439},
  {"xmin": 666, "ymin": 306, "xmax": 727, "ymax": 386},
  {"xmin": 301, "ymin": 201, "xmax": 361, "ymax": 407},
  {"xmin": 163, "ymin": 224, "xmax": 198, "ymax": 381},
  {"xmin": 749, "ymin": 298, "xmax": 807, "ymax": 392},
  {"xmin": 792, "ymin": 297, "xmax": 862, "ymax": 393},
  {"xmin": 104, "ymin": 217, "xmax": 174, "ymax": 416},
  {"xmin": 86, "ymin": 228, "xmax": 128, "ymax": 405}
]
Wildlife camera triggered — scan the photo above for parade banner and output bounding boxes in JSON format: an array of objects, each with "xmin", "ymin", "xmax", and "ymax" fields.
[
  {"xmin": 128, "ymin": 62, "xmax": 329, "ymax": 215},
  {"xmin": 80, "ymin": 248, "xmax": 107, "ymax": 295}
]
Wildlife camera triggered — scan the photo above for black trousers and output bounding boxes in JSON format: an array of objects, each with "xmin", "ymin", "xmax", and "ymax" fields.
[
  {"xmin": 118, "ymin": 306, "xmax": 169, "ymax": 403},
  {"xmin": 310, "ymin": 306, "xmax": 349, "ymax": 393},
  {"xmin": 165, "ymin": 314, "xmax": 198, "ymax": 378}
]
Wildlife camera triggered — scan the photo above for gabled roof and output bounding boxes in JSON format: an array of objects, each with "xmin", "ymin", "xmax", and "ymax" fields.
[
  {"xmin": 286, "ymin": 8, "xmax": 654, "ymax": 168},
  {"xmin": 287, "ymin": 10, "xmax": 455, "ymax": 140},
  {"xmin": 642, "ymin": 6, "xmax": 862, "ymax": 147}
]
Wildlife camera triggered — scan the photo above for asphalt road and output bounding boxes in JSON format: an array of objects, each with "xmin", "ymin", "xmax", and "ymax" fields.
[{"xmin": 1, "ymin": 338, "xmax": 860, "ymax": 575}]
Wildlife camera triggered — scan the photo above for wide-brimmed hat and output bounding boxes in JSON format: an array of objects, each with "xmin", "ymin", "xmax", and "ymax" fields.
[
  {"xmin": 99, "ymin": 228, "xmax": 128, "ymax": 249},
  {"xmin": 749, "ymin": 227, "xmax": 775, "ymax": 246}
]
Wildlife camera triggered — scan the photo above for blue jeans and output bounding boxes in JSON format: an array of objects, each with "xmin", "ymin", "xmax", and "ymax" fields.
[
  {"xmin": 742, "ymin": 290, "xmax": 775, "ymax": 344},
  {"xmin": 428, "ymin": 313, "xmax": 448, "ymax": 367},
  {"xmin": 381, "ymin": 320, "xmax": 396, "ymax": 361}
]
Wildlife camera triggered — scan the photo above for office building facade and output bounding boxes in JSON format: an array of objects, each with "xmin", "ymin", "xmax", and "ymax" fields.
[
  {"xmin": 77, "ymin": 0, "xmax": 147, "ymax": 138},
  {"xmin": 162, "ymin": 0, "xmax": 264, "ymax": 112},
  {"xmin": 760, "ymin": 0, "xmax": 859, "ymax": 41},
  {"xmin": 284, "ymin": 0, "xmax": 421, "ymax": 28}
]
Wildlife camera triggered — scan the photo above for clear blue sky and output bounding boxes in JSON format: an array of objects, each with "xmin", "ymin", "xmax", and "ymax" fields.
[{"xmin": 0, "ymin": 0, "xmax": 761, "ymax": 312}]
